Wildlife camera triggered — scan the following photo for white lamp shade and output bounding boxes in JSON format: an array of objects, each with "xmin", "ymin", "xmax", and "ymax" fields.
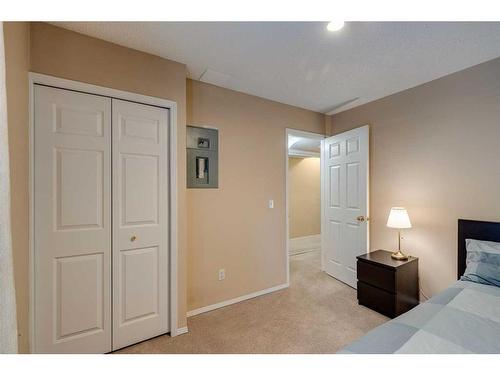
[{"xmin": 387, "ymin": 207, "xmax": 412, "ymax": 229}]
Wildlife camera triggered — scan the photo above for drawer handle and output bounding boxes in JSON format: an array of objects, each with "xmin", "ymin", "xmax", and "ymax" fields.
[{"xmin": 130, "ymin": 235, "xmax": 137, "ymax": 242}]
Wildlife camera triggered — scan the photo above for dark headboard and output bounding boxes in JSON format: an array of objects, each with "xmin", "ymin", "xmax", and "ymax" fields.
[{"xmin": 458, "ymin": 219, "xmax": 500, "ymax": 279}]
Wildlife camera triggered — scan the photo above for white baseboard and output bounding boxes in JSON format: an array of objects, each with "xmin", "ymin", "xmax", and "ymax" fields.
[
  {"xmin": 187, "ymin": 283, "xmax": 289, "ymax": 317},
  {"xmin": 175, "ymin": 326, "xmax": 189, "ymax": 335},
  {"xmin": 289, "ymin": 234, "xmax": 321, "ymax": 255}
]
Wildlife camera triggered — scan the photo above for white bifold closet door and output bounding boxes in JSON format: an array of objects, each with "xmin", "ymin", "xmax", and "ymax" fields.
[
  {"xmin": 34, "ymin": 85, "xmax": 112, "ymax": 353},
  {"xmin": 33, "ymin": 85, "xmax": 169, "ymax": 353},
  {"xmin": 112, "ymin": 99, "xmax": 169, "ymax": 351}
]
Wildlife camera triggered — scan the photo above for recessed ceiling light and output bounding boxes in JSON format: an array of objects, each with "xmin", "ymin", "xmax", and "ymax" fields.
[{"xmin": 327, "ymin": 21, "xmax": 345, "ymax": 32}]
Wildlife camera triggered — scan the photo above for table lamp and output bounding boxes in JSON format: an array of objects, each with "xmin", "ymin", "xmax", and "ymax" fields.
[{"xmin": 386, "ymin": 207, "xmax": 412, "ymax": 260}]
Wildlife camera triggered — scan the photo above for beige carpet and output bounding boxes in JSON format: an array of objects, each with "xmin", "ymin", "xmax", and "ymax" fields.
[{"xmin": 115, "ymin": 250, "xmax": 388, "ymax": 354}]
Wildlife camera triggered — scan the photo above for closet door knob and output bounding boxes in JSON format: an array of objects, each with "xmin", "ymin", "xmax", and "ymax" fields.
[{"xmin": 130, "ymin": 235, "xmax": 137, "ymax": 242}]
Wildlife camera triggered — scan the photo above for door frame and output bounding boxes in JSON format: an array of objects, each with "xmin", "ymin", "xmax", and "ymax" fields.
[
  {"xmin": 28, "ymin": 72, "xmax": 180, "ymax": 352},
  {"xmin": 285, "ymin": 128, "xmax": 325, "ymax": 283}
]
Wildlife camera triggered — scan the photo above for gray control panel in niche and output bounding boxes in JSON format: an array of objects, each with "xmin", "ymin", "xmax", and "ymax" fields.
[{"xmin": 187, "ymin": 125, "xmax": 218, "ymax": 188}]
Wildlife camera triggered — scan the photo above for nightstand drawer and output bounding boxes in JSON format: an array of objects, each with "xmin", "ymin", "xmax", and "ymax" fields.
[
  {"xmin": 357, "ymin": 281, "xmax": 396, "ymax": 318},
  {"xmin": 357, "ymin": 260, "xmax": 395, "ymax": 293}
]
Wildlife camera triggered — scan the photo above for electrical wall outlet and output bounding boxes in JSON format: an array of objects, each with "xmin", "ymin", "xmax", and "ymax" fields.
[{"xmin": 218, "ymin": 268, "xmax": 226, "ymax": 281}]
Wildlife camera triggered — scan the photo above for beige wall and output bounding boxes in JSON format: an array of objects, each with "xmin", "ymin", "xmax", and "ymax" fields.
[
  {"xmin": 186, "ymin": 79, "xmax": 325, "ymax": 311},
  {"xmin": 288, "ymin": 157, "xmax": 321, "ymax": 238},
  {"xmin": 4, "ymin": 21, "xmax": 30, "ymax": 354},
  {"xmin": 329, "ymin": 57, "xmax": 500, "ymax": 298}
]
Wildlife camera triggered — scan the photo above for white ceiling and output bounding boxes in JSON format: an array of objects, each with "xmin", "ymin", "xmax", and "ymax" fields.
[
  {"xmin": 288, "ymin": 135, "xmax": 321, "ymax": 156},
  {"xmin": 53, "ymin": 22, "xmax": 500, "ymax": 113}
]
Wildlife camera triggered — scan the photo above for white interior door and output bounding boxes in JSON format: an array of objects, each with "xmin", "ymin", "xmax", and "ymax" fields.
[
  {"xmin": 34, "ymin": 85, "xmax": 112, "ymax": 353},
  {"xmin": 112, "ymin": 99, "xmax": 169, "ymax": 350},
  {"xmin": 321, "ymin": 125, "xmax": 369, "ymax": 288}
]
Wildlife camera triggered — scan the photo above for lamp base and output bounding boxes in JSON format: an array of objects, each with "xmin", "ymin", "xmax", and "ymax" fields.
[{"xmin": 391, "ymin": 250, "xmax": 409, "ymax": 261}]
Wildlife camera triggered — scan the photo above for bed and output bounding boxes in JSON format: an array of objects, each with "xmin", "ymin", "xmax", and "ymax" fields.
[{"xmin": 339, "ymin": 219, "xmax": 500, "ymax": 354}]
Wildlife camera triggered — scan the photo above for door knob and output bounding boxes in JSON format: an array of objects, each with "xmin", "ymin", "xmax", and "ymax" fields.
[
  {"xmin": 130, "ymin": 235, "xmax": 137, "ymax": 242},
  {"xmin": 356, "ymin": 215, "xmax": 366, "ymax": 222}
]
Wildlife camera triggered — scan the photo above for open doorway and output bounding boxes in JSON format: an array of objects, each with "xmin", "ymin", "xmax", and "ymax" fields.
[
  {"xmin": 285, "ymin": 129, "xmax": 325, "ymax": 283},
  {"xmin": 285, "ymin": 126, "xmax": 369, "ymax": 288}
]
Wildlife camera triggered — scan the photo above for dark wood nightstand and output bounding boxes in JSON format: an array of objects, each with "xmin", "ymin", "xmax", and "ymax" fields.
[{"xmin": 356, "ymin": 250, "xmax": 419, "ymax": 318}]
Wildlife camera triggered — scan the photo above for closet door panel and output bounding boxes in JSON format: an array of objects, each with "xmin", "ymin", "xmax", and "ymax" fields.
[
  {"xmin": 34, "ymin": 85, "xmax": 112, "ymax": 353},
  {"xmin": 112, "ymin": 99, "xmax": 169, "ymax": 350}
]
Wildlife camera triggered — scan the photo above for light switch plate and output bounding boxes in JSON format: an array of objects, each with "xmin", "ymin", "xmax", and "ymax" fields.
[
  {"xmin": 268, "ymin": 200, "xmax": 274, "ymax": 209},
  {"xmin": 218, "ymin": 269, "xmax": 225, "ymax": 281}
]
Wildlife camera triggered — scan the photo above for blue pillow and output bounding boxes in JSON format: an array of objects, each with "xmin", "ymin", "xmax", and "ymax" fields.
[{"xmin": 461, "ymin": 239, "xmax": 500, "ymax": 287}]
